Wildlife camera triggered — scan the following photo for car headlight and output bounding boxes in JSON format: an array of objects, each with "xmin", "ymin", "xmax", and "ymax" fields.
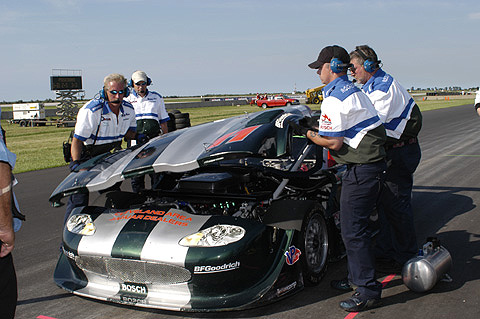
[
  {"xmin": 66, "ymin": 214, "xmax": 96, "ymax": 236},
  {"xmin": 179, "ymin": 224, "xmax": 245, "ymax": 247}
]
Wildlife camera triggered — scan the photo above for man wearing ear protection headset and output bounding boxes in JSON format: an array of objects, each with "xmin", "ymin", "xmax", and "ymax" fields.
[
  {"xmin": 350, "ymin": 45, "xmax": 422, "ymax": 275},
  {"xmin": 125, "ymin": 70, "xmax": 170, "ymax": 192},
  {"xmin": 291, "ymin": 45, "xmax": 386, "ymax": 312},
  {"xmin": 64, "ymin": 73, "xmax": 137, "ymax": 223}
]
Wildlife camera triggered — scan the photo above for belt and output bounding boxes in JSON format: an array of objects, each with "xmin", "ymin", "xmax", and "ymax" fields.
[
  {"xmin": 346, "ymin": 160, "xmax": 385, "ymax": 170},
  {"xmin": 385, "ymin": 137, "xmax": 417, "ymax": 151}
]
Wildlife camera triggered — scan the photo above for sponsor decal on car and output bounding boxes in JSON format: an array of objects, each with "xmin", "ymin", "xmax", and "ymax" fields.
[
  {"xmin": 194, "ymin": 261, "xmax": 240, "ymax": 274},
  {"xmin": 119, "ymin": 282, "xmax": 148, "ymax": 297},
  {"xmin": 109, "ymin": 209, "xmax": 192, "ymax": 226},
  {"xmin": 276, "ymin": 281, "xmax": 297, "ymax": 297},
  {"xmin": 275, "ymin": 113, "xmax": 294, "ymax": 129},
  {"xmin": 284, "ymin": 246, "xmax": 301, "ymax": 265}
]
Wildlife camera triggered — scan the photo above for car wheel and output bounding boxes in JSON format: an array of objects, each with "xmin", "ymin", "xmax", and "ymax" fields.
[
  {"xmin": 313, "ymin": 97, "xmax": 320, "ymax": 104},
  {"xmin": 286, "ymin": 102, "xmax": 291, "ymax": 106},
  {"xmin": 262, "ymin": 103, "xmax": 268, "ymax": 109},
  {"xmin": 19, "ymin": 120, "xmax": 27, "ymax": 127},
  {"xmin": 299, "ymin": 207, "xmax": 329, "ymax": 286}
]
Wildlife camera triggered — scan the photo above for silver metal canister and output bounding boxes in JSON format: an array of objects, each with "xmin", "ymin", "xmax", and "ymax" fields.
[{"xmin": 402, "ymin": 238, "xmax": 452, "ymax": 292}]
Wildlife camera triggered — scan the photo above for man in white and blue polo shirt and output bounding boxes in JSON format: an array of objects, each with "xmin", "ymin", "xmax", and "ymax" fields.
[
  {"xmin": 66, "ymin": 73, "xmax": 136, "ymax": 222},
  {"xmin": 350, "ymin": 45, "xmax": 422, "ymax": 274},
  {"xmin": 125, "ymin": 70, "xmax": 170, "ymax": 192},
  {"xmin": 291, "ymin": 45, "xmax": 386, "ymax": 312}
]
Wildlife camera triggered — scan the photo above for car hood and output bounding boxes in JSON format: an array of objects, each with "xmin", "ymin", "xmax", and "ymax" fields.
[{"xmin": 50, "ymin": 105, "xmax": 311, "ymax": 203}]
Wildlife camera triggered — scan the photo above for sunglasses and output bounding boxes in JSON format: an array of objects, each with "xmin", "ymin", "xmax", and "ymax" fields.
[
  {"xmin": 135, "ymin": 82, "xmax": 147, "ymax": 86},
  {"xmin": 109, "ymin": 90, "xmax": 126, "ymax": 95}
]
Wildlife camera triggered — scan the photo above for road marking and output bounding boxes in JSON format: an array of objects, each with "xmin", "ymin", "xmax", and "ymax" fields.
[
  {"xmin": 445, "ymin": 154, "xmax": 480, "ymax": 157},
  {"xmin": 343, "ymin": 274, "xmax": 397, "ymax": 319}
]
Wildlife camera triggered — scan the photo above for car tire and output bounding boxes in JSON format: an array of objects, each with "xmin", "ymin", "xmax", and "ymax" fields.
[
  {"xmin": 298, "ymin": 207, "xmax": 329, "ymax": 286},
  {"xmin": 174, "ymin": 112, "xmax": 189, "ymax": 120},
  {"xmin": 261, "ymin": 103, "xmax": 268, "ymax": 109},
  {"xmin": 19, "ymin": 120, "xmax": 27, "ymax": 127},
  {"xmin": 175, "ymin": 118, "xmax": 190, "ymax": 125},
  {"xmin": 286, "ymin": 102, "xmax": 291, "ymax": 106}
]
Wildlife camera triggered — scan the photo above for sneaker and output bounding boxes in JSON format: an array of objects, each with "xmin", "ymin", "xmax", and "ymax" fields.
[
  {"xmin": 330, "ymin": 278, "xmax": 353, "ymax": 291},
  {"xmin": 339, "ymin": 292, "xmax": 382, "ymax": 312}
]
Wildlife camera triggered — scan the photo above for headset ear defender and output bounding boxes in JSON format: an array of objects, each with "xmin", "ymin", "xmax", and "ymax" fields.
[{"xmin": 330, "ymin": 58, "xmax": 350, "ymax": 74}]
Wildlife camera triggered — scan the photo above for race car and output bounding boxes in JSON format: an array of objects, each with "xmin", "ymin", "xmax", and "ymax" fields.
[{"xmin": 49, "ymin": 105, "xmax": 344, "ymax": 312}]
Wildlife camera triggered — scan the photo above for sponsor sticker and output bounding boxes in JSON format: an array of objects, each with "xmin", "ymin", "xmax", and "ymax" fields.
[
  {"xmin": 109, "ymin": 209, "xmax": 192, "ymax": 226},
  {"xmin": 275, "ymin": 113, "xmax": 294, "ymax": 128},
  {"xmin": 119, "ymin": 282, "xmax": 148, "ymax": 298},
  {"xmin": 194, "ymin": 261, "xmax": 240, "ymax": 274},
  {"xmin": 284, "ymin": 246, "xmax": 301, "ymax": 265}
]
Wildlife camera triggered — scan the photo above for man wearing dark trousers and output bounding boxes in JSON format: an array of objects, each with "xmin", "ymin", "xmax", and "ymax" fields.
[
  {"xmin": 65, "ymin": 73, "xmax": 136, "ymax": 224},
  {"xmin": 350, "ymin": 45, "xmax": 422, "ymax": 273},
  {"xmin": 0, "ymin": 125, "xmax": 21, "ymax": 319},
  {"xmin": 291, "ymin": 45, "xmax": 386, "ymax": 312},
  {"xmin": 125, "ymin": 70, "xmax": 169, "ymax": 192}
]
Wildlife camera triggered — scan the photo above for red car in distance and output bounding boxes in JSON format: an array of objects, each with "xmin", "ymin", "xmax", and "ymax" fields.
[{"xmin": 254, "ymin": 95, "xmax": 300, "ymax": 108}]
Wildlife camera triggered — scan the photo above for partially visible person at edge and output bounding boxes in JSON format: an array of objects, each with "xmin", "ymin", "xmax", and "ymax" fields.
[
  {"xmin": 475, "ymin": 88, "xmax": 480, "ymax": 116},
  {"xmin": 125, "ymin": 70, "xmax": 169, "ymax": 192},
  {"xmin": 0, "ymin": 112, "xmax": 24, "ymax": 319},
  {"xmin": 350, "ymin": 45, "xmax": 422, "ymax": 274},
  {"xmin": 65, "ymin": 73, "xmax": 136, "ymax": 224},
  {"xmin": 289, "ymin": 45, "xmax": 386, "ymax": 312}
]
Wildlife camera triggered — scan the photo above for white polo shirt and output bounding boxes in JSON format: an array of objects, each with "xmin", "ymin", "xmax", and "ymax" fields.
[
  {"xmin": 74, "ymin": 99, "xmax": 136, "ymax": 145},
  {"xmin": 362, "ymin": 69, "xmax": 415, "ymax": 139},
  {"xmin": 125, "ymin": 90, "xmax": 170, "ymax": 123},
  {"xmin": 319, "ymin": 75, "xmax": 383, "ymax": 149}
]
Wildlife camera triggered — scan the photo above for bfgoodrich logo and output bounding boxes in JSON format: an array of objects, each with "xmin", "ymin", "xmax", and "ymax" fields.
[{"xmin": 194, "ymin": 261, "xmax": 240, "ymax": 274}]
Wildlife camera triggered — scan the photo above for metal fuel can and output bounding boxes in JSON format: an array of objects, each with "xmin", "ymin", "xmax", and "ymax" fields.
[{"xmin": 402, "ymin": 237, "xmax": 452, "ymax": 292}]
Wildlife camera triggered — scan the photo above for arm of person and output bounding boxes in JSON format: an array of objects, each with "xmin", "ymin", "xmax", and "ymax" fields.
[
  {"xmin": 70, "ymin": 137, "xmax": 84, "ymax": 162},
  {"xmin": 124, "ymin": 129, "xmax": 137, "ymax": 141},
  {"xmin": 160, "ymin": 121, "xmax": 168, "ymax": 134},
  {"xmin": 306, "ymin": 130, "xmax": 344, "ymax": 151},
  {"xmin": 0, "ymin": 161, "xmax": 13, "ymax": 257}
]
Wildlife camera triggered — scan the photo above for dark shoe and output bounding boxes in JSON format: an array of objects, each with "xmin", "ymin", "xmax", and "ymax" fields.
[
  {"xmin": 339, "ymin": 292, "xmax": 382, "ymax": 312},
  {"xmin": 330, "ymin": 278, "xmax": 353, "ymax": 291},
  {"xmin": 376, "ymin": 258, "xmax": 403, "ymax": 274}
]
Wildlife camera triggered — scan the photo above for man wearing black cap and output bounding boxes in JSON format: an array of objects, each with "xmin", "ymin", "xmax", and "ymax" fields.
[
  {"xmin": 291, "ymin": 45, "xmax": 386, "ymax": 311},
  {"xmin": 350, "ymin": 45, "xmax": 422, "ymax": 274}
]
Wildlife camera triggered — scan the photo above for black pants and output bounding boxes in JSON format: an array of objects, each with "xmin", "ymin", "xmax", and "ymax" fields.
[
  {"xmin": 0, "ymin": 253, "xmax": 17, "ymax": 319},
  {"xmin": 341, "ymin": 161, "xmax": 386, "ymax": 299},
  {"xmin": 376, "ymin": 142, "xmax": 421, "ymax": 264}
]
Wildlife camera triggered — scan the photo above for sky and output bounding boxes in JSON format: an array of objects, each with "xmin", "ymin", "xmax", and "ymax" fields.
[{"xmin": 1, "ymin": 0, "xmax": 479, "ymax": 102}]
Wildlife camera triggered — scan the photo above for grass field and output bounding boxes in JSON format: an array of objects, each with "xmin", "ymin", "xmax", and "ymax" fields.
[{"xmin": 2, "ymin": 97, "xmax": 474, "ymax": 174}]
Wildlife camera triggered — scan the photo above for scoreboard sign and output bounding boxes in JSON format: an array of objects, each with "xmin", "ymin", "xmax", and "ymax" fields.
[{"xmin": 50, "ymin": 76, "xmax": 82, "ymax": 90}]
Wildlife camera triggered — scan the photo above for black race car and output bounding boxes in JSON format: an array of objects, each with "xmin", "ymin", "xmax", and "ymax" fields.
[{"xmin": 50, "ymin": 104, "xmax": 345, "ymax": 311}]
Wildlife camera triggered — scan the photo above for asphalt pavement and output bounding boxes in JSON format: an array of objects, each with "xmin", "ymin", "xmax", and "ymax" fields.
[{"xmin": 11, "ymin": 104, "xmax": 480, "ymax": 319}]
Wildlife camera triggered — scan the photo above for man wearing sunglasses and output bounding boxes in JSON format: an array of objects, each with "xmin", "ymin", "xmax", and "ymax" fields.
[
  {"xmin": 350, "ymin": 45, "xmax": 422, "ymax": 275},
  {"xmin": 64, "ymin": 73, "xmax": 137, "ymax": 223},
  {"xmin": 125, "ymin": 70, "xmax": 169, "ymax": 193}
]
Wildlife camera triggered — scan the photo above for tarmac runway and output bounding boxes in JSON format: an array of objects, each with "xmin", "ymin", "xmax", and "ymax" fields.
[{"xmin": 11, "ymin": 104, "xmax": 480, "ymax": 319}]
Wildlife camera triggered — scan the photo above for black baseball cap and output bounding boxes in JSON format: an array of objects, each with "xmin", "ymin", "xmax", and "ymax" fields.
[{"xmin": 308, "ymin": 45, "xmax": 350, "ymax": 69}]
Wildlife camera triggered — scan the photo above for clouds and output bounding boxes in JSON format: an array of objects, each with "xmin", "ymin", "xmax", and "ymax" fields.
[{"xmin": 468, "ymin": 12, "xmax": 480, "ymax": 19}]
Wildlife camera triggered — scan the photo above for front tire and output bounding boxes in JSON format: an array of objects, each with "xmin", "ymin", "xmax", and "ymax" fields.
[
  {"xmin": 261, "ymin": 103, "xmax": 268, "ymax": 109},
  {"xmin": 299, "ymin": 207, "xmax": 329, "ymax": 286}
]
